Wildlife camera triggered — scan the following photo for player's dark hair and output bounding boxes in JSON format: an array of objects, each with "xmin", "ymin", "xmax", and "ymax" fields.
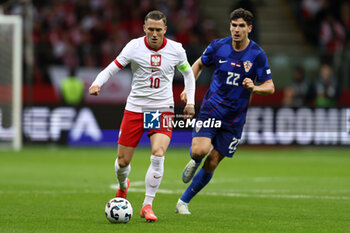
[
  {"xmin": 144, "ymin": 10, "xmax": 167, "ymax": 25},
  {"xmin": 230, "ymin": 8, "xmax": 254, "ymax": 26}
]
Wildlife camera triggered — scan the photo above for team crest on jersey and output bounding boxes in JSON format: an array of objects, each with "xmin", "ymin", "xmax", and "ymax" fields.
[
  {"xmin": 243, "ymin": 60, "xmax": 253, "ymax": 72},
  {"xmin": 151, "ymin": 55, "xmax": 161, "ymax": 66}
]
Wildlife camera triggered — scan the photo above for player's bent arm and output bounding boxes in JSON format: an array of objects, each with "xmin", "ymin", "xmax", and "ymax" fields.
[
  {"xmin": 180, "ymin": 67, "xmax": 196, "ymax": 105},
  {"xmin": 246, "ymin": 79, "xmax": 275, "ymax": 96},
  {"xmin": 178, "ymin": 61, "xmax": 196, "ymax": 105},
  {"xmin": 180, "ymin": 57, "xmax": 204, "ymax": 103},
  {"xmin": 178, "ymin": 61, "xmax": 195, "ymax": 118},
  {"xmin": 89, "ymin": 61, "xmax": 121, "ymax": 95},
  {"xmin": 192, "ymin": 57, "xmax": 204, "ymax": 80}
]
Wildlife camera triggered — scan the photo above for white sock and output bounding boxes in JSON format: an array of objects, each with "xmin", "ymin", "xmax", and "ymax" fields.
[
  {"xmin": 115, "ymin": 158, "xmax": 131, "ymax": 190},
  {"xmin": 143, "ymin": 155, "xmax": 164, "ymax": 207}
]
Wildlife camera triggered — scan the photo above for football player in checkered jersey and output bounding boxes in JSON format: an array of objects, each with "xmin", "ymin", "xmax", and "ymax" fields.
[
  {"xmin": 175, "ymin": 8, "xmax": 275, "ymax": 214},
  {"xmin": 89, "ymin": 10, "xmax": 195, "ymax": 222}
]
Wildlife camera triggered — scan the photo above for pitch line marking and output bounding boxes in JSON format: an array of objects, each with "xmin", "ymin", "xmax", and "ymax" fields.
[
  {"xmin": 126, "ymin": 188, "xmax": 350, "ymax": 200},
  {"xmin": 108, "ymin": 183, "xmax": 350, "ymax": 200},
  {"xmin": 0, "ymin": 187, "xmax": 349, "ymax": 200}
]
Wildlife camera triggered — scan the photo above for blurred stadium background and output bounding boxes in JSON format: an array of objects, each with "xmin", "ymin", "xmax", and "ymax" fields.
[
  {"xmin": 0, "ymin": 0, "xmax": 349, "ymax": 148},
  {"xmin": 1, "ymin": 1, "xmax": 350, "ymax": 232}
]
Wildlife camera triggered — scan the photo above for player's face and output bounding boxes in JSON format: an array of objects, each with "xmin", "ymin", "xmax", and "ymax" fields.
[
  {"xmin": 230, "ymin": 18, "xmax": 252, "ymax": 43},
  {"xmin": 144, "ymin": 19, "xmax": 167, "ymax": 50}
]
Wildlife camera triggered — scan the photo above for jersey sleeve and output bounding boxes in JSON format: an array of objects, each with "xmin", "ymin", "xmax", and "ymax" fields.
[
  {"xmin": 175, "ymin": 44, "xmax": 188, "ymax": 67},
  {"xmin": 115, "ymin": 40, "xmax": 135, "ymax": 68},
  {"xmin": 201, "ymin": 40, "xmax": 217, "ymax": 67},
  {"xmin": 175, "ymin": 44, "xmax": 195, "ymax": 105},
  {"xmin": 91, "ymin": 61, "xmax": 121, "ymax": 87},
  {"xmin": 255, "ymin": 51, "xmax": 272, "ymax": 83}
]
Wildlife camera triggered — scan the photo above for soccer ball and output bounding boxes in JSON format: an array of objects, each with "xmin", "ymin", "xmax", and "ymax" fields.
[{"xmin": 105, "ymin": 197, "xmax": 133, "ymax": 223}]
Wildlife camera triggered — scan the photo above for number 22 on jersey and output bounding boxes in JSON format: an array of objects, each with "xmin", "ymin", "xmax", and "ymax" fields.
[{"xmin": 226, "ymin": 72, "xmax": 240, "ymax": 86}]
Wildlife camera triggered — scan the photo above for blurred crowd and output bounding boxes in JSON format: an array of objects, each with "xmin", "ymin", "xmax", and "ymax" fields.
[
  {"xmin": 284, "ymin": 0, "xmax": 350, "ymax": 107},
  {"xmin": 290, "ymin": 0, "xmax": 349, "ymax": 57},
  {"xmin": 2, "ymin": 0, "xmax": 349, "ymax": 107},
  {"xmin": 282, "ymin": 63, "xmax": 341, "ymax": 108},
  {"xmin": 22, "ymin": 0, "xmax": 217, "ymax": 84}
]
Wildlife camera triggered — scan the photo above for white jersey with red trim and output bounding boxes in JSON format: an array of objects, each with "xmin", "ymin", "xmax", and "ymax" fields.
[{"xmin": 115, "ymin": 36, "xmax": 188, "ymax": 113}]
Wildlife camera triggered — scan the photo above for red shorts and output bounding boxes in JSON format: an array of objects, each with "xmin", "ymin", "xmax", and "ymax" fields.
[{"xmin": 118, "ymin": 110, "xmax": 174, "ymax": 147}]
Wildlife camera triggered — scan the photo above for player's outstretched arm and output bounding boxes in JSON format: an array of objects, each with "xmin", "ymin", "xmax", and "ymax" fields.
[
  {"xmin": 243, "ymin": 78, "xmax": 275, "ymax": 96},
  {"xmin": 89, "ymin": 61, "xmax": 121, "ymax": 96}
]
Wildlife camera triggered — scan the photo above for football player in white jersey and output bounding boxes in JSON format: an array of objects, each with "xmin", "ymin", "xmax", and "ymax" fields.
[{"xmin": 89, "ymin": 10, "xmax": 196, "ymax": 222}]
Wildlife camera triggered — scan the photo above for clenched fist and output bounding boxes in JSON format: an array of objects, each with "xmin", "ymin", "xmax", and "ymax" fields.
[
  {"xmin": 89, "ymin": 85, "xmax": 101, "ymax": 96},
  {"xmin": 242, "ymin": 78, "xmax": 255, "ymax": 93}
]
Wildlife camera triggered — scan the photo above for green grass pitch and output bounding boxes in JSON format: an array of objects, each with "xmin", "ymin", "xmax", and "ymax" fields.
[{"xmin": 0, "ymin": 146, "xmax": 350, "ymax": 233}]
